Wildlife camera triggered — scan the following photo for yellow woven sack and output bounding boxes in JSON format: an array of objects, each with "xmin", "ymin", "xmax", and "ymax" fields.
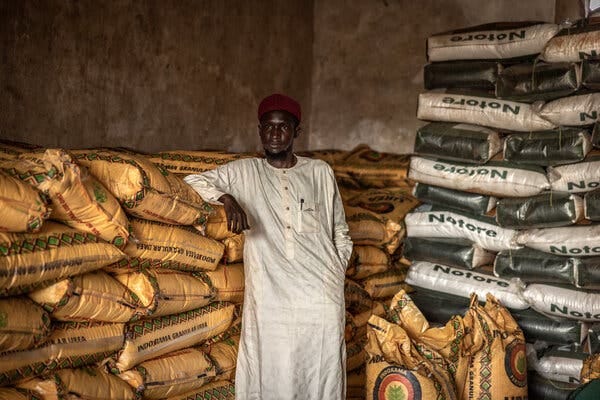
[
  {"xmin": 0, "ymin": 321, "xmax": 125, "ymax": 385},
  {"xmin": 222, "ymin": 234, "xmax": 244, "ymax": 264},
  {"xmin": 203, "ymin": 335, "xmax": 240, "ymax": 381},
  {"xmin": 361, "ymin": 265, "xmax": 410, "ymax": 300},
  {"xmin": 57, "ymin": 368, "xmax": 136, "ymax": 400},
  {"xmin": 347, "ymin": 246, "xmax": 391, "ymax": 280},
  {"xmin": 125, "ymin": 218, "xmax": 224, "ymax": 272},
  {"xmin": 0, "ymin": 222, "xmax": 126, "ymax": 296},
  {"xmin": 71, "ymin": 149, "xmax": 213, "ymax": 225},
  {"xmin": 28, "ymin": 271, "xmax": 143, "ymax": 323},
  {"xmin": 0, "ymin": 170, "xmax": 49, "ymax": 233},
  {"xmin": 333, "ymin": 145, "xmax": 412, "ymax": 189},
  {"xmin": 0, "ymin": 297, "xmax": 50, "ymax": 352},
  {"xmin": 198, "ymin": 206, "xmax": 237, "ymax": 240},
  {"xmin": 116, "ymin": 302, "xmax": 235, "ymax": 371},
  {"xmin": 0, "ymin": 387, "xmax": 40, "ymax": 400},
  {"xmin": 200, "ymin": 264, "xmax": 245, "ymax": 304},
  {"xmin": 113, "ymin": 268, "xmax": 215, "ymax": 317},
  {"xmin": 163, "ymin": 380, "xmax": 235, "ymax": 400},
  {"xmin": 148, "ymin": 150, "xmax": 255, "ymax": 175},
  {"xmin": 119, "ymin": 347, "xmax": 217, "ymax": 399},
  {"xmin": 365, "ymin": 314, "xmax": 457, "ymax": 400},
  {"xmin": 344, "ymin": 205, "xmax": 403, "ymax": 254}
]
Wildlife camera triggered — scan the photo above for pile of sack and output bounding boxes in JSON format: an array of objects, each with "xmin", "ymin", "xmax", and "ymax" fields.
[
  {"xmin": 0, "ymin": 143, "xmax": 245, "ymax": 399},
  {"xmin": 404, "ymin": 20, "xmax": 600, "ymax": 399}
]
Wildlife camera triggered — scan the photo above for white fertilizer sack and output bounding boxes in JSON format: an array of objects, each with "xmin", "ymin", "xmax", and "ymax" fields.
[
  {"xmin": 521, "ymin": 284, "xmax": 600, "ymax": 322},
  {"xmin": 516, "ymin": 225, "xmax": 600, "ymax": 257},
  {"xmin": 534, "ymin": 93, "xmax": 600, "ymax": 126}
]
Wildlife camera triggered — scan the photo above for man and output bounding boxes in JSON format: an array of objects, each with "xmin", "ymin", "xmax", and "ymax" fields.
[{"xmin": 184, "ymin": 93, "xmax": 353, "ymax": 400}]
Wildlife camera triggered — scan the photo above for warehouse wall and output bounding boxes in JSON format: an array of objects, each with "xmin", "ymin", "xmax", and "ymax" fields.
[
  {"xmin": 309, "ymin": 0, "xmax": 556, "ymax": 154},
  {"xmin": 0, "ymin": 1, "xmax": 313, "ymax": 153}
]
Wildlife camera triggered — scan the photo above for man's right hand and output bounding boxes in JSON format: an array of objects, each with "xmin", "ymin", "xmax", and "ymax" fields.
[{"xmin": 218, "ymin": 194, "xmax": 250, "ymax": 234}]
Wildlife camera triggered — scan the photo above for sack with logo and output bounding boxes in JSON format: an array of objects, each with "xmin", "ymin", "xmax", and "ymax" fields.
[
  {"xmin": 360, "ymin": 265, "xmax": 410, "ymax": 299},
  {"xmin": 548, "ymin": 153, "xmax": 600, "ymax": 193},
  {"xmin": 424, "ymin": 60, "xmax": 498, "ymax": 91},
  {"xmin": 0, "ymin": 297, "xmax": 50, "ymax": 352},
  {"xmin": 347, "ymin": 246, "xmax": 391, "ymax": 279},
  {"xmin": 496, "ymin": 61, "xmax": 580, "ymax": 102},
  {"xmin": 114, "ymin": 268, "xmax": 215, "ymax": 318},
  {"xmin": 148, "ymin": 150, "xmax": 254, "ymax": 175},
  {"xmin": 521, "ymin": 283, "xmax": 600, "ymax": 322},
  {"xmin": 163, "ymin": 380, "xmax": 235, "ymax": 400},
  {"xmin": 119, "ymin": 347, "xmax": 217, "ymax": 399},
  {"xmin": 199, "ymin": 264, "xmax": 244, "ymax": 304},
  {"xmin": 412, "ymin": 183, "xmax": 496, "ymax": 215},
  {"xmin": 496, "ymin": 192, "xmax": 585, "ymax": 228},
  {"xmin": 428, "ymin": 21, "xmax": 559, "ymax": 61},
  {"xmin": 504, "ymin": 129, "xmax": 592, "ymax": 166},
  {"xmin": 0, "ymin": 222, "xmax": 126, "ymax": 297},
  {"xmin": 405, "ymin": 207, "xmax": 519, "ymax": 252},
  {"xmin": 222, "ymin": 234, "xmax": 244, "ymax": 264},
  {"xmin": 125, "ymin": 218, "xmax": 224, "ymax": 272},
  {"xmin": 405, "ymin": 261, "xmax": 528, "ymax": 309},
  {"xmin": 413, "ymin": 122, "xmax": 502, "ymax": 164},
  {"xmin": 409, "ymin": 156, "xmax": 550, "ymax": 197},
  {"xmin": 0, "ymin": 321, "xmax": 125, "ymax": 385},
  {"xmin": 115, "ymin": 302, "xmax": 235, "ymax": 371},
  {"xmin": 541, "ymin": 24, "xmax": 600, "ymax": 62},
  {"xmin": 332, "ymin": 145, "xmax": 412, "ymax": 189},
  {"xmin": 516, "ymin": 225, "xmax": 600, "ymax": 256},
  {"xmin": 535, "ymin": 93, "xmax": 600, "ymax": 127},
  {"xmin": 28, "ymin": 270, "xmax": 142, "ymax": 323},
  {"xmin": 402, "ymin": 237, "xmax": 495, "ymax": 270},
  {"xmin": 0, "ymin": 170, "xmax": 49, "ymax": 233},
  {"xmin": 584, "ymin": 188, "xmax": 600, "ymax": 220},
  {"xmin": 529, "ymin": 346, "xmax": 590, "ymax": 384},
  {"xmin": 71, "ymin": 149, "xmax": 213, "ymax": 225},
  {"xmin": 417, "ymin": 91, "xmax": 556, "ymax": 131}
]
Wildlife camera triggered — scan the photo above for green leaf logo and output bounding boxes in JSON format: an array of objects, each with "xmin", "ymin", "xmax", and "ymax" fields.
[{"xmin": 389, "ymin": 385, "xmax": 406, "ymax": 400}]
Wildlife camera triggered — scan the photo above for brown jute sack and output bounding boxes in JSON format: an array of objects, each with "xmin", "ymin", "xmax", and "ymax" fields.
[
  {"xmin": 28, "ymin": 271, "xmax": 143, "ymax": 323},
  {"xmin": 0, "ymin": 297, "xmax": 51, "ymax": 352},
  {"xmin": 0, "ymin": 388, "xmax": 40, "ymax": 400},
  {"xmin": 119, "ymin": 347, "xmax": 217, "ymax": 399},
  {"xmin": 347, "ymin": 246, "xmax": 391, "ymax": 280},
  {"xmin": 21, "ymin": 368, "xmax": 137, "ymax": 400},
  {"xmin": 345, "ymin": 279, "xmax": 374, "ymax": 314},
  {"xmin": 0, "ymin": 170, "xmax": 50, "ymax": 233},
  {"xmin": 333, "ymin": 145, "xmax": 412, "ymax": 189},
  {"xmin": 346, "ymin": 188, "xmax": 420, "ymax": 225},
  {"xmin": 350, "ymin": 302, "xmax": 386, "ymax": 340},
  {"xmin": 164, "ymin": 380, "xmax": 235, "ymax": 400},
  {"xmin": 297, "ymin": 149, "xmax": 350, "ymax": 166},
  {"xmin": 115, "ymin": 302, "xmax": 235, "ymax": 371},
  {"xmin": 361, "ymin": 265, "xmax": 410, "ymax": 300},
  {"xmin": 222, "ymin": 234, "xmax": 244, "ymax": 264},
  {"xmin": 344, "ymin": 205, "xmax": 403, "ymax": 254},
  {"xmin": 365, "ymin": 314, "xmax": 457, "ymax": 400},
  {"xmin": 347, "ymin": 366, "xmax": 366, "ymax": 396},
  {"xmin": 203, "ymin": 335, "xmax": 240, "ymax": 381},
  {"xmin": 113, "ymin": 268, "xmax": 215, "ymax": 318},
  {"xmin": 200, "ymin": 264, "xmax": 245, "ymax": 304},
  {"xmin": 148, "ymin": 150, "xmax": 255, "ymax": 175},
  {"xmin": 125, "ymin": 218, "xmax": 224, "ymax": 272},
  {"xmin": 0, "ymin": 222, "xmax": 126, "ymax": 297},
  {"xmin": 347, "ymin": 336, "xmax": 368, "ymax": 372},
  {"xmin": 0, "ymin": 321, "xmax": 125, "ymax": 385},
  {"xmin": 71, "ymin": 149, "xmax": 213, "ymax": 225}
]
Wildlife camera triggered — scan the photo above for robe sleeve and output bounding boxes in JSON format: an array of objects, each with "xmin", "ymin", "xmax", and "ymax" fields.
[
  {"xmin": 329, "ymin": 168, "xmax": 353, "ymax": 269},
  {"xmin": 183, "ymin": 165, "xmax": 232, "ymax": 204}
]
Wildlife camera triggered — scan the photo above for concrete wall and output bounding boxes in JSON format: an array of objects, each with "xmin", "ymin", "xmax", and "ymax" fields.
[
  {"xmin": 0, "ymin": 1, "xmax": 313, "ymax": 153},
  {"xmin": 309, "ymin": 0, "xmax": 556, "ymax": 154}
]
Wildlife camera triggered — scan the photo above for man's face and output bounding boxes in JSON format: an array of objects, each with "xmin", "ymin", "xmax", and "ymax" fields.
[{"xmin": 258, "ymin": 110, "xmax": 299, "ymax": 155}]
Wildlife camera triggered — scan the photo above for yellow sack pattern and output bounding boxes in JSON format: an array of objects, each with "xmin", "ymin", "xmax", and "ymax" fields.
[
  {"xmin": 361, "ymin": 266, "xmax": 410, "ymax": 300},
  {"xmin": 347, "ymin": 246, "xmax": 391, "ymax": 280},
  {"xmin": 148, "ymin": 150, "xmax": 255, "ymax": 175},
  {"xmin": 116, "ymin": 302, "xmax": 235, "ymax": 371},
  {"xmin": 199, "ymin": 206, "xmax": 237, "ymax": 240},
  {"xmin": 365, "ymin": 315, "xmax": 458, "ymax": 400},
  {"xmin": 119, "ymin": 347, "xmax": 217, "ymax": 399},
  {"xmin": 28, "ymin": 271, "xmax": 143, "ymax": 323},
  {"xmin": 222, "ymin": 234, "xmax": 244, "ymax": 264},
  {"xmin": 71, "ymin": 149, "xmax": 213, "ymax": 225},
  {"xmin": 0, "ymin": 321, "xmax": 125, "ymax": 385},
  {"xmin": 38, "ymin": 368, "xmax": 136, "ymax": 400},
  {"xmin": 125, "ymin": 218, "xmax": 224, "ymax": 272},
  {"xmin": 201, "ymin": 264, "xmax": 245, "ymax": 304},
  {"xmin": 114, "ymin": 268, "xmax": 215, "ymax": 318},
  {"xmin": 0, "ymin": 222, "xmax": 126, "ymax": 296},
  {"xmin": 333, "ymin": 145, "xmax": 412, "ymax": 189},
  {"xmin": 203, "ymin": 335, "xmax": 240, "ymax": 381},
  {"xmin": 344, "ymin": 205, "xmax": 403, "ymax": 254},
  {"xmin": 164, "ymin": 380, "xmax": 235, "ymax": 400},
  {"xmin": 0, "ymin": 170, "xmax": 49, "ymax": 233},
  {"xmin": 0, "ymin": 387, "xmax": 40, "ymax": 400},
  {"xmin": 0, "ymin": 297, "xmax": 51, "ymax": 352}
]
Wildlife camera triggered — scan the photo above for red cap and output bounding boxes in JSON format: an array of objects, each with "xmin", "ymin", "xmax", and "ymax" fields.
[{"xmin": 258, "ymin": 93, "xmax": 301, "ymax": 123}]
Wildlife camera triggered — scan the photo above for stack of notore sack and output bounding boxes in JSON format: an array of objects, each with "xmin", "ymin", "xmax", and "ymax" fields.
[
  {"xmin": 404, "ymin": 20, "xmax": 600, "ymax": 399},
  {"xmin": 0, "ymin": 143, "xmax": 244, "ymax": 400}
]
